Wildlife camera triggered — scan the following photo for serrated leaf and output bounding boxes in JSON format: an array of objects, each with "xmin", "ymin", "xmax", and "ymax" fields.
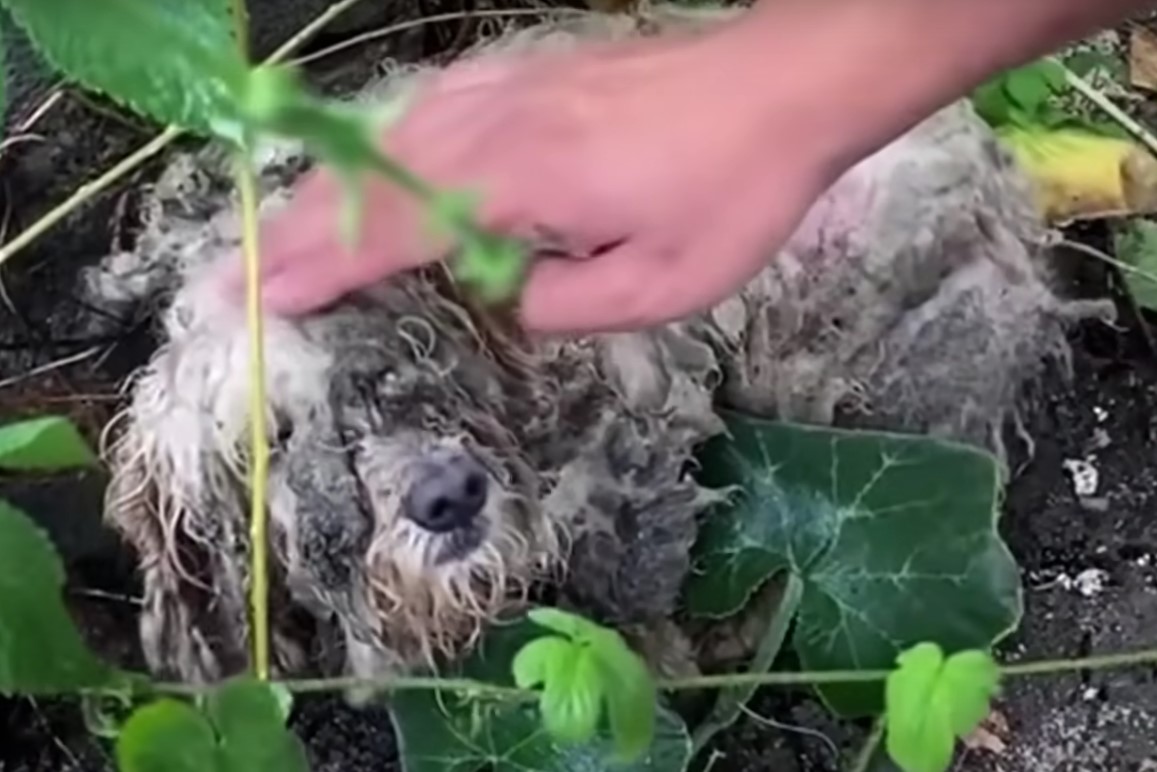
[
  {"xmin": 390, "ymin": 618, "xmax": 690, "ymax": 772},
  {"xmin": 685, "ymin": 413, "xmax": 1022, "ymax": 717},
  {"xmin": 116, "ymin": 699, "xmax": 218, "ymax": 772},
  {"xmin": 0, "ymin": 500, "xmax": 125, "ymax": 694},
  {"xmin": 884, "ymin": 642, "xmax": 1001, "ymax": 772},
  {"xmin": 1113, "ymin": 219, "xmax": 1157, "ymax": 311},
  {"xmin": 206, "ymin": 678, "xmax": 309, "ymax": 772},
  {"xmin": 0, "ymin": 415, "xmax": 97, "ymax": 471},
  {"xmin": 0, "ymin": 0, "xmax": 245, "ymax": 136}
]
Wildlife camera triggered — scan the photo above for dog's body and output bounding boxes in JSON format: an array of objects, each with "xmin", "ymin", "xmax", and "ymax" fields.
[{"xmin": 87, "ymin": 6, "xmax": 1111, "ymax": 684}]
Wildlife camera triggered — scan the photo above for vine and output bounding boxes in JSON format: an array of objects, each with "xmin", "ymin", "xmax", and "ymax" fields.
[{"xmin": 0, "ymin": 3, "xmax": 1155, "ymax": 772}]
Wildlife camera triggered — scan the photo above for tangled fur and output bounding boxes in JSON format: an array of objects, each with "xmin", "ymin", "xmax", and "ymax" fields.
[{"xmin": 85, "ymin": 5, "xmax": 1114, "ymax": 684}]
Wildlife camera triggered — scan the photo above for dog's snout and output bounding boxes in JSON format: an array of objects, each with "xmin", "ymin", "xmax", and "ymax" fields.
[{"xmin": 403, "ymin": 450, "xmax": 489, "ymax": 533}]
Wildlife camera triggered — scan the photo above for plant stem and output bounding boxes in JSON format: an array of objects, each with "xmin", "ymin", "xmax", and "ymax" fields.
[
  {"xmin": 1055, "ymin": 58, "xmax": 1157, "ymax": 158},
  {"xmin": 230, "ymin": 0, "xmax": 252, "ymax": 61},
  {"xmin": 150, "ymin": 675, "xmax": 531, "ymax": 699},
  {"xmin": 1000, "ymin": 647, "xmax": 1157, "ymax": 676},
  {"xmin": 234, "ymin": 154, "xmax": 272, "ymax": 681},
  {"xmin": 0, "ymin": 127, "xmax": 180, "ymax": 268},
  {"xmin": 848, "ymin": 718, "xmax": 885, "ymax": 772},
  {"xmin": 229, "ymin": 0, "xmax": 271, "ymax": 683},
  {"xmin": 103, "ymin": 644, "xmax": 1157, "ymax": 704},
  {"xmin": 0, "ymin": 0, "xmax": 370, "ymax": 268}
]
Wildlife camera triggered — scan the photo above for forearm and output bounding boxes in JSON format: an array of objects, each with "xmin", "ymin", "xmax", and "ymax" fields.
[{"xmin": 727, "ymin": 0, "xmax": 1157, "ymax": 169}]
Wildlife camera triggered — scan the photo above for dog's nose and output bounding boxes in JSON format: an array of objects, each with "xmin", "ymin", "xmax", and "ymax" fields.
[{"xmin": 403, "ymin": 450, "xmax": 490, "ymax": 533}]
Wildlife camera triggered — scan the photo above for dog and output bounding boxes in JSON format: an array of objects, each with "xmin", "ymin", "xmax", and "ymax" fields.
[{"xmin": 85, "ymin": 4, "xmax": 1112, "ymax": 685}]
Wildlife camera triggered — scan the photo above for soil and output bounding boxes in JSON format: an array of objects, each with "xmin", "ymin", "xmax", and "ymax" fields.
[{"xmin": 3, "ymin": 10, "xmax": 1157, "ymax": 772}]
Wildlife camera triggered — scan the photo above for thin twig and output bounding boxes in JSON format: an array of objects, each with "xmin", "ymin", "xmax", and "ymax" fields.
[
  {"xmin": 1059, "ymin": 237, "xmax": 1157, "ymax": 288},
  {"xmin": 848, "ymin": 718, "xmax": 885, "ymax": 772},
  {"xmin": 739, "ymin": 704, "xmax": 840, "ymax": 763},
  {"xmin": 1054, "ymin": 57, "xmax": 1157, "ymax": 157},
  {"xmin": 0, "ymin": 346, "xmax": 102, "ymax": 391},
  {"xmin": 290, "ymin": 6, "xmax": 587, "ymax": 66}
]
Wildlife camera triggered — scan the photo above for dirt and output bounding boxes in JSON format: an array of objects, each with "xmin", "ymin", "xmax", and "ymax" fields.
[{"xmin": 4, "ymin": 11, "xmax": 1157, "ymax": 772}]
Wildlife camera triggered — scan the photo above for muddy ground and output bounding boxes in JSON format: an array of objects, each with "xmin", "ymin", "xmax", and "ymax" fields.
[{"xmin": 3, "ymin": 11, "xmax": 1157, "ymax": 772}]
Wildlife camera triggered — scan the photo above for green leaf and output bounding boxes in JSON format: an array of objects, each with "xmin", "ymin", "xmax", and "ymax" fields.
[
  {"xmin": 524, "ymin": 607, "xmax": 659, "ymax": 762},
  {"xmin": 1002, "ymin": 60, "xmax": 1067, "ymax": 117},
  {"xmin": 117, "ymin": 699, "xmax": 218, "ymax": 772},
  {"xmin": 207, "ymin": 678, "xmax": 309, "ymax": 772},
  {"xmin": 539, "ymin": 645, "xmax": 606, "ymax": 744},
  {"xmin": 0, "ymin": 0, "xmax": 246, "ymax": 136},
  {"xmin": 884, "ymin": 642, "xmax": 1001, "ymax": 772},
  {"xmin": 1113, "ymin": 219, "xmax": 1157, "ymax": 312},
  {"xmin": 512, "ymin": 635, "xmax": 575, "ymax": 689},
  {"xmin": 685, "ymin": 413, "xmax": 1022, "ymax": 717},
  {"xmin": 0, "ymin": 500, "xmax": 125, "ymax": 694},
  {"xmin": 390, "ymin": 618, "xmax": 690, "ymax": 772},
  {"xmin": 0, "ymin": 415, "xmax": 97, "ymax": 471}
]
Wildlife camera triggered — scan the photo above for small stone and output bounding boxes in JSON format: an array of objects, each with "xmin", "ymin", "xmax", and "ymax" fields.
[{"xmin": 1063, "ymin": 458, "xmax": 1099, "ymax": 497}]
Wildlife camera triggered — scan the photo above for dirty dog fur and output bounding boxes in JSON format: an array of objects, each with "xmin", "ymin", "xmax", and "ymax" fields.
[{"xmin": 86, "ymin": 5, "xmax": 1113, "ymax": 684}]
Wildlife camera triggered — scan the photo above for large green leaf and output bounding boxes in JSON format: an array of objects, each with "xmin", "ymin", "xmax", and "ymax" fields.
[
  {"xmin": 390, "ymin": 618, "xmax": 692, "ymax": 772},
  {"xmin": 116, "ymin": 681, "xmax": 307, "ymax": 772},
  {"xmin": 0, "ymin": 415, "xmax": 97, "ymax": 471},
  {"xmin": 0, "ymin": 500, "xmax": 125, "ymax": 694},
  {"xmin": 207, "ymin": 679, "xmax": 310, "ymax": 772},
  {"xmin": 0, "ymin": 0, "xmax": 245, "ymax": 135},
  {"xmin": 685, "ymin": 413, "xmax": 1022, "ymax": 717},
  {"xmin": 117, "ymin": 699, "xmax": 219, "ymax": 772}
]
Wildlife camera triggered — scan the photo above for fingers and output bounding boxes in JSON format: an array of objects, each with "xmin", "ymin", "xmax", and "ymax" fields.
[{"xmin": 518, "ymin": 171, "xmax": 813, "ymax": 335}]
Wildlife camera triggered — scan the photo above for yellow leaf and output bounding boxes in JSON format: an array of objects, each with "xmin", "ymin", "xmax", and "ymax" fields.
[{"xmin": 997, "ymin": 125, "xmax": 1157, "ymax": 224}]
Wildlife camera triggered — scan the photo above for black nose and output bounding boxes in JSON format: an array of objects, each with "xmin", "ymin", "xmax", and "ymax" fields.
[{"xmin": 403, "ymin": 450, "xmax": 490, "ymax": 533}]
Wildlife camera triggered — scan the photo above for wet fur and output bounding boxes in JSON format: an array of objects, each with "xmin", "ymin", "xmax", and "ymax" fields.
[{"xmin": 86, "ymin": 5, "xmax": 1114, "ymax": 684}]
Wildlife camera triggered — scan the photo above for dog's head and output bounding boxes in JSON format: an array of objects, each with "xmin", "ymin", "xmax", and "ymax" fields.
[{"xmin": 102, "ymin": 257, "xmax": 567, "ymax": 681}]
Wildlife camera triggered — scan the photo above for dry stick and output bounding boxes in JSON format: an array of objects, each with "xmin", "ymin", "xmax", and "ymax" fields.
[
  {"xmin": 290, "ymin": 6, "xmax": 587, "ymax": 66},
  {"xmin": 0, "ymin": 0, "xmax": 372, "ymax": 269},
  {"xmin": 1054, "ymin": 57, "xmax": 1157, "ymax": 157}
]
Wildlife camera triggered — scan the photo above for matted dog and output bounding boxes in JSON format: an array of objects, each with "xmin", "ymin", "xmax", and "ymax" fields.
[{"xmin": 86, "ymin": 5, "xmax": 1111, "ymax": 684}]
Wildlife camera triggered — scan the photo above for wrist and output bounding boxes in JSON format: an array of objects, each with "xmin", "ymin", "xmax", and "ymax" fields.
[{"xmin": 710, "ymin": 0, "xmax": 1146, "ymax": 174}]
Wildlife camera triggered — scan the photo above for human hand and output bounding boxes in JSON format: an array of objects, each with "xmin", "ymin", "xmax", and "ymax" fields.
[{"xmin": 217, "ymin": 8, "xmax": 852, "ymax": 334}]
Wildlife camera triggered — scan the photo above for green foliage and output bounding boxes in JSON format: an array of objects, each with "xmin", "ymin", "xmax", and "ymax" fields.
[
  {"xmin": 0, "ymin": 500, "xmax": 128, "ymax": 694},
  {"xmin": 391, "ymin": 614, "xmax": 689, "ymax": 772},
  {"xmin": 971, "ymin": 58, "xmax": 1125, "ymax": 138},
  {"xmin": 1113, "ymin": 218, "xmax": 1157, "ymax": 312},
  {"xmin": 884, "ymin": 643, "xmax": 1001, "ymax": 772},
  {"xmin": 518, "ymin": 607, "xmax": 659, "ymax": 762},
  {"xmin": 684, "ymin": 412, "xmax": 1022, "ymax": 716},
  {"xmin": 0, "ymin": 415, "xmax": 98, "ymax": 471},
  {"xmin": 116, "ymin": 680, "xmax": 307, "ymax": 772},
  {"xmin": 0, "ymin": 0, "xmax": 526, "ymax": 301},
  {"xmin": 0, "ymin": 0, "xmax": 245, "ymax": 137}
]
